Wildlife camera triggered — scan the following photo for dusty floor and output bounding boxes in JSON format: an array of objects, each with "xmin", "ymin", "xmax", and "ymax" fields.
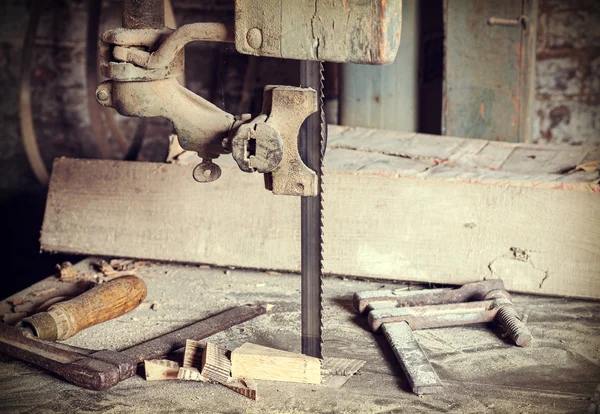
[{"xmin": 0, "ymin": 260, "xmax": 599, "ymax": 413}]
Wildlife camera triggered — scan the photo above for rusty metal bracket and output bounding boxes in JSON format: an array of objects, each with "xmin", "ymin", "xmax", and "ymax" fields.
[{"xmin": 259, "ymin": 86, "xmax": 318, "ymax": 196}]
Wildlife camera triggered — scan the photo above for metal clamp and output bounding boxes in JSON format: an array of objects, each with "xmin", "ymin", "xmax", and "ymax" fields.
[{"xmin": 355, "ymin": 280, "xmax": 532, "ymax": 395}]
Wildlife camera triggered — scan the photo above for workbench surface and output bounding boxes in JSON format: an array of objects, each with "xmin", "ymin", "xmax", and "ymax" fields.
[{"xmin": 0, "ymin": 259, "xmax": 598, "ymax": 413}]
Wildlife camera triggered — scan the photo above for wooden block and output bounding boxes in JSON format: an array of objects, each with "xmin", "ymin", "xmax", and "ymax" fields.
[
  {"xmin": 144, "ymin": 359, "xmax": 180, "ymax": 381},
  {"xmin": 200, "ymin": 342, "xmax": 231, "ymax": 384},
  {"xmin": 178, "ymin": 367, "xmax": 207, "ymax": 382},
  {"xmin": 40, "ymin": 125, "xmax": 600, "ymax": 299},
  {"xmin": 183, "ymin": 339, "xmax": 204, "ymax": 369},
  {"xmin": 231, "ymin": 343, "xmax": 321, "ymax": 384}
]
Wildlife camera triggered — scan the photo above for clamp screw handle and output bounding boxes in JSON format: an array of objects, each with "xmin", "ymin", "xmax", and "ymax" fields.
[
  {"xmin": 496, "ymin": 305, "xmax": 532, "ymax": 347},
  {"xmin": 193, "ymin": 160, "xmax": 222, "ymax": 183}
]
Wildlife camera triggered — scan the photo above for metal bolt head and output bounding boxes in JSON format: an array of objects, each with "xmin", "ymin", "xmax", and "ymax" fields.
[
  {"xmin": 246, "ymin": 28, "xmax": 263, "ymax": 49},
  {"xmin": 96, "ymin": 89, "xmax": 109, "ymax": 102}
]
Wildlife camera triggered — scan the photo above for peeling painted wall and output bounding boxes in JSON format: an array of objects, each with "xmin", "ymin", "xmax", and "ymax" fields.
[{"xmin": 534, "ymin": 0, "xmax": 600, "ymax": 145}]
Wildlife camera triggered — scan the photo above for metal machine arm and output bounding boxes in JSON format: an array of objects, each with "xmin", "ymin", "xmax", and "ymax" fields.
[{"xmin": 96, "ymin": 19, "xmax": 319, "ymax": 195}]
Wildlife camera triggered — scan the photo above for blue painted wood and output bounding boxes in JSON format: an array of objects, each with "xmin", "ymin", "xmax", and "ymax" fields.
[
  {"xmin": 443, "ymin": 0, "xmax": 536, "ymax": 142},
  {"xmin": 339, "ymin": 0, "xmax": 419, "ymax": 132}
]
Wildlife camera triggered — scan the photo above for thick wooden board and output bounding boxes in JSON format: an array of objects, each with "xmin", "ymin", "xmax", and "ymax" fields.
[{"xmin": 41, "ymin": 126, "xmax": 600, "ymax": 299}]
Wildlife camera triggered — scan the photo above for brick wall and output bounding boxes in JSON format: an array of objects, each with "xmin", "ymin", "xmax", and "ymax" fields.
[{"xmin": 534, "ymin": 0, "xmax": 600, "ymax": 145}]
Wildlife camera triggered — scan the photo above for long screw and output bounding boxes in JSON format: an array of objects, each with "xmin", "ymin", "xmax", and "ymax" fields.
[{"xmin": 496, "ymin": 305, "xmax": 532, "ymax": 347}]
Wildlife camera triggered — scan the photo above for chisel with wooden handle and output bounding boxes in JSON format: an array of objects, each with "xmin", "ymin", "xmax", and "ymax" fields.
[{"xmin": 18, "ymin": 275, "xmax": 147, "ymax": 340}]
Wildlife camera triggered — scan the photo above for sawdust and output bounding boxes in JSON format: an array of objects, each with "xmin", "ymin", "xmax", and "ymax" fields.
[{"xmin": 1, "ymin": 260, "xmax": 597, "ymax": 413}]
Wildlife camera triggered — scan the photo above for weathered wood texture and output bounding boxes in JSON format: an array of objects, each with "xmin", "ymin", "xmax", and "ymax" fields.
[{"xmin": 41, "ymin": 126, "xmax": 600, "ymax": 299}]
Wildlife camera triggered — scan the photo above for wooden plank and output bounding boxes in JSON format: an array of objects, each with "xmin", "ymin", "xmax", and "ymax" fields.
[
  {"xmin": 40, "ymin": 126, "xmax": 600, "ymax": 299},
  {"xmin": 230, "ymin": 342, "xmax": 321, "ymax": 384}
]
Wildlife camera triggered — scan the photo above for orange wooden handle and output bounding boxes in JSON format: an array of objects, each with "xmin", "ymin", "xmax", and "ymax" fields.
[{"xmin": 48, "ymin": 275, "xmax": 147, "ymax": 340}]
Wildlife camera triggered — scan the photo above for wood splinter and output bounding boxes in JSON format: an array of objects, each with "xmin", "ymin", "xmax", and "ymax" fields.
[{"xmin": 178, "ymin": 367, "xmax": 207, "ymax": 382}]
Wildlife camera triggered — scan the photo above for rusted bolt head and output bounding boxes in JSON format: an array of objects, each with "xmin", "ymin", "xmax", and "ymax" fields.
[
  {"xmin": 247, "ymin": 28, "xmax": 262, "ymax": 49},
  {"xmin": 96, "ymin": 89, "xmax": 109, "ymax": 102}
]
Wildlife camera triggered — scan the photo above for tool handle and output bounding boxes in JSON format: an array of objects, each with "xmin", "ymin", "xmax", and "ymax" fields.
[{"xmin": 43, "ymin": 276, "xmax": 146, "ymax": 340}]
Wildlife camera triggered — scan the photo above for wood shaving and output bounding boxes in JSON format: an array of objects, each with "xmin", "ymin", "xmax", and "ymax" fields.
[
  {"xmin": 31, "ymin": 287, "xmax": 57, "ymax": 297},
  {"xmin": 57, "ymin": 262, "xmax": 79, "ymax": 281}
]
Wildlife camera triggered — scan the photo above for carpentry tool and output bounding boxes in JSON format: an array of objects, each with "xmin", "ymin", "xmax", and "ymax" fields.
[
  {"xmin": 94, "ymin": 0, "xmax": 402, "ymax": 359},
  {"xmin": 0, "ymin": 304, "xmax": 267, "ymax": 390},
  {"xmin": 354, "ymin": 280, "xmax": 532, "ymax": 395},
  {"xmin": 18, "ymin": 275, "xmax": 146, "ymax": 341}
]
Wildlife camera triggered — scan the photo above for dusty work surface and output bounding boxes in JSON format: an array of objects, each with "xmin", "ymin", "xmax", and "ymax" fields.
[{"xmin": 0, "ymin": 259, "xmax": 599, "ymax": 413}]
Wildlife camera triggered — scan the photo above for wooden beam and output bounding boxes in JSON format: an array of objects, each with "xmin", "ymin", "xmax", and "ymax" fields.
[
  {"xmin": 40, "ymin": 126, "xmax": 600, "ymax": 299},
  {"xmin": 230, "ymin": 342, "xmax": 321, "ymax": 384}
]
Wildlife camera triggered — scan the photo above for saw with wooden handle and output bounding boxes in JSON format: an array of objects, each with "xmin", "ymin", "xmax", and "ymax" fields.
[{"xmin": 19, "ymin": 275, "xmax": 147, "ymax": 340}]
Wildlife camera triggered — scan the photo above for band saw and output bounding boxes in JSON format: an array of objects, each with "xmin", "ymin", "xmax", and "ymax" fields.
[{"xmin": 96, "ymin": 0, "xmax": 403, "ymax": 359}]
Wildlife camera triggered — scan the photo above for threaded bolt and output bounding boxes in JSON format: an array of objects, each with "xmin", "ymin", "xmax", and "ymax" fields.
[{"xmin": 496, "ymin": 306, "xmax": 532, "ymax": 347}]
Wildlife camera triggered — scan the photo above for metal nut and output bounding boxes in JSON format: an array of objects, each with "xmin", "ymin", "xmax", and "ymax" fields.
[
  {"xmin": 96, "ymin": 89, "xmax": 109, "ymax": 102},
  {"xmin": 246, "ymin": 28, "xmax": 262, "ymax": 49}
]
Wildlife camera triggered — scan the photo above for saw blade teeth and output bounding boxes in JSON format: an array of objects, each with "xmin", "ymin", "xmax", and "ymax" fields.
[
  {"xmin": 300, "ymin": 60, "xmax": 325, "ymax": 359},
  {"xmin": 318, "ymin": 61, "xmax": 325, "ymax": 345}
]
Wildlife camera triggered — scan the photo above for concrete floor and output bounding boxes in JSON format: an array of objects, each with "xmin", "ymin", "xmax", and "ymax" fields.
[{"xmin": 0, "ymin": 260, "xmax": 599, "ymax": 413}]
